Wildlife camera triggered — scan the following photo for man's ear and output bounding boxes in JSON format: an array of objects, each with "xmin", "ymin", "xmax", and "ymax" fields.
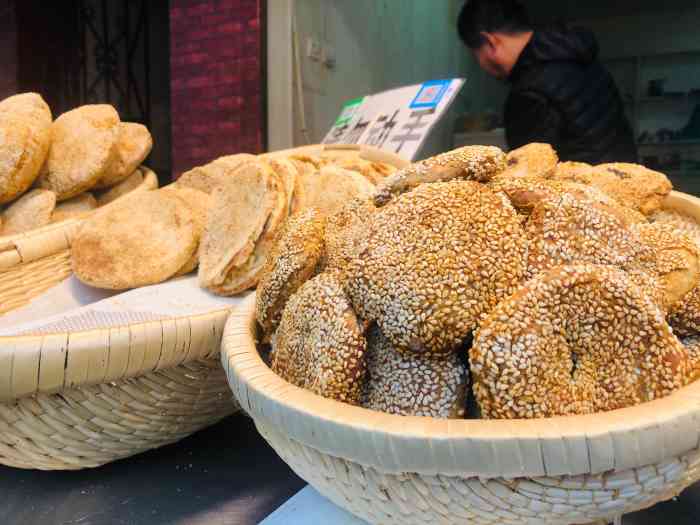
[{"xmin": 480, "ymin": 31, "xmax": 498, "ymax": 50}]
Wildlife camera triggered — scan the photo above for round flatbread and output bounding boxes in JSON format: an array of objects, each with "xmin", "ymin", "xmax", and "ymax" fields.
[
  {"xmin": 198, "ymin": 163, "xmax": 279, "ymax": 295},
  {"xmin": 38, "ymin": 104, "xmax": 120, "ymax": 200},
  {"xmin": 51, "ymin": 192, "xmax": 97, "ymax": 223},
  {"xmin": 95, "ymin": 122, "xmax": 153, "ymax": 189},
  {"xmin": 293, "ymin": 165, "xmax": 375, "ymax": 217},
  {"xmin": 72, "ymin": 191, "xmax": 197, "ymax": 289},
  {"xmin": 160, "ymin": 186, "xmax": 212, "ymax": 277},
  {"xmin": 2, "ymin": 189, "xmax": 56, "ymax": 235},
  {"xmin": 0, "ymin": 93, "xmax": 52, "ymax": 204},
  {"xmin": 175, "ymin": 153, "xmax": 257, "ymax": 194}
]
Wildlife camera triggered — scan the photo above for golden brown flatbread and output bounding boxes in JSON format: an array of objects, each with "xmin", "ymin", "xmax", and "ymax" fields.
[
  {"xmin": 72, "ymin": 191, "xmax": 197, "ymax": 289},
  {"xmin": 2, "ymin": 189, "xmax": 56, "ymax": 235},
  {"xmin": 293, "ymin": 165, "xmax": 375, "ymax": 217},
  {"xmin": 0, "ymin": 93, "xmax": 52, "ymax": 204},
  {"xmin": 95, "ymin": 122, "xmax": 153, "ymax": 189},
  {"xmin": 51, "ymin": 192, "xmax": 97, "ymax": 223},
  {"xmin": 198, "ymin": 163, "xmax": 280, "ymax": 295},
  {"xmin": 38, "ymin": 104, "xmax": 120, "ymax": 200}
]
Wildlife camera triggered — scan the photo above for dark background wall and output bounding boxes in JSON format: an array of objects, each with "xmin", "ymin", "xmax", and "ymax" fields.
[
  {"xmin": 0, "ymin": 0, "xmax": 269, "ymax": 182},
  {"xmin": 169, "ymin": 0, "xmax": 265, "ymax": 177},
  {"xmin": 0, "ymin": 1, "xmax": 18, "ymax": 100}
]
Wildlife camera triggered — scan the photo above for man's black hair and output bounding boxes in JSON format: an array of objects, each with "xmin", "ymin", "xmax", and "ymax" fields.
[{"xmin": 457, "ymin": 0, "xmax": 532, "ymax": 49}]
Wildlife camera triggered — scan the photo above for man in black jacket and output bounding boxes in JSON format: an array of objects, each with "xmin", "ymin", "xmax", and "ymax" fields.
[{"xmin": 457, "ymin": 0, "xmax": 638, "ymax": 164}]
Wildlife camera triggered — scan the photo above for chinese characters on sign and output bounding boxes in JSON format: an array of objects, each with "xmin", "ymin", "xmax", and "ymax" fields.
[{"xmin": 322, "ymin": 79, "xmax": 465, "ymax": 161}]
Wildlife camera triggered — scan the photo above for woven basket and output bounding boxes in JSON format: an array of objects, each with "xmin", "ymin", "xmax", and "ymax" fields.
[
  {"xmin": 0, "ymin": 166, "xmax": 158, "ymax": 316},
  {"xmin": 222, "ymin": 191, "xmax": 700, "ymax": 525},
  {"xmin": 0, "ymin": 166, "xmax": 238, "ymax": 470}
]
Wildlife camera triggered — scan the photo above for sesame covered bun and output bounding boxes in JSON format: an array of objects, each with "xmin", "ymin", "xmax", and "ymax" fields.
[
  {"xmin": 361, "ymin": 325, "xmax": 468, "ymax": 418},
  {"xmin": 634, "ymin": 223, "xmax": 700, "ymax": 311},
  {"xmin": 256, "ymin": 208, "xmax": 326, "ymax": 341},
  {"xmin": 471, "ymin": 264, "xmax": 694, "ymax": 419},
  {"xmin": 495, "ymin": 142, "xmax": 558, "ymax": 181},
  {"xmin": 271, "ymin": 272, "xmax": 367, "ymax": 404},
  {"xmin": 373, "ymin": 145, "xmax": 507, "ymax": 206},
  {"xmin": 524, "ymin": 192, "xmax": 655, "ymax": 281},
  {"xmin": 345, "ymin": 180, "xmax": 527, "ymax": 354},
  {"xmin": 553, "ymin": 162, "xmax": 672, "ymax": 216}
]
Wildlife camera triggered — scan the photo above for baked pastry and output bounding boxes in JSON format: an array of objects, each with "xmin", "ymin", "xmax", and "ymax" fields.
[
  {"xmin": 495, "ymin": 142, "xmax": 558, "ymax": 181},
  {"xmin": 161, "ymin": 186, "xmax": 212, "ymax": 276},
  {"xmin": 553, "ymin": 162, "xmax": 672, "ymax": 216},
  {"xmin": 198, "ymin": 162, "xmax": 286, "ymax": 295},
  {"xmin": 256, "ymin": 208, "xmax": 326, "ymax": 341},
  {"xmin": 95, "ymin": 122, "xmax": 153, "ymax": 189},
  {"xmin": 361, "ymin": 325, "xmax": 468, "ymax": 418},
  {"xmin": 323, "ymin": 198, "xmax": 376, "ymax": 272},
  {"xmin": 175, "ymin": 153, "xmax": 257, "ymax": 194},
  {"xmin": 331, "ymin": 157, "xmax": 397, "ymax": 185},
  {"xmin": 51, "ymin": 192, "xmax": 97, "ymax": 223},
  {"xmin": 524, "ymin": 192, "xmax": 654, "ymax": 280},
  {"xmin": 491, "ymin": 176, "xmax": 646, "ymax": 225},
  {"xmin": 94, "ymin": 167, "xmax": 158, "ymax": 206},
  {"xmin": 271, "ymin": 272, "xmax": 367, "ymax": 404},
  {"xmin": 38, "ymin": 104, "xmax": 121, "ymax": 200},
  {"xmin": 0, "ymin": 92, "xmax": 52, "ymax": 203},
  {"xmin": 72, "ymin": 191, "xmax": 196, "ymax": 289},
  {"xmin": 635, "ymin": 223, "xmax": 700, "ymax": 311},
  {"xmin": 292, "ymin": 165, "xmax": 375, "ymax": 217},
  {"xmin": 345, "ymin": 181, "xmax": 527, "ymax": 354},
  {"xmin": 1, "ymin": 188, "xmax": 56, "ymax": 235},
  {"xmin": 471, "ymin": 264, "xmax": 693, "ymax": 419},
  {"xmin": 374, "ymin": 145, "xmax": 506, "ymax": 206}
]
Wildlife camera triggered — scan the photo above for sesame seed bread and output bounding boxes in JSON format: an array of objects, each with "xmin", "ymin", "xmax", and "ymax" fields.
[
  {"xmin": 1, "ymin": 188, "xmax": 56, "ymax": 235},
  {"xmin": 94, "ymin": 122, "xmax": 153, "ymax": 189},
  {"xmin": 634, "ymin": 222, "xmax": 700, "ymax": 312},
  {"xmin": 256, "ymin": 208, "xmax": 326, "ymax": 341},
  {"xmin": 346, "ymin": 180, "xmax": 527, "ymax": 354},
  {"xmin": 0, "ymin": 93, "xmax": 52, "ymax": 204},
  {"xmin": 361, "ymin": 325, "xmax": 468, "ymax": 418},
  {"xmin": 554, "ymin": 162, "xmax": 672, "ymax": 216},
  {"xmin": 471, "ymin": 264, "xmax": 693, "ymax": 419},
  {"xmin": 38, "ymin": 104, "xmax": 121, "ymax": 201},
  {"xmin": 51, "ymin": 192, "xmax": 97, "ymax": 223},
  {"xmin": 495, "ymin": 142, "xmax": 558, "ymax": 181},
  {"xmin": 374, "ymin": 145, "xmax": 507, "ymax": 206},
  {"xmin": 271, "ymin": 272, "xmax": 367, "ymax": 404},
  {"xmin": 71, "ymin": 191, "xmax": 197, "ymax": 289}
]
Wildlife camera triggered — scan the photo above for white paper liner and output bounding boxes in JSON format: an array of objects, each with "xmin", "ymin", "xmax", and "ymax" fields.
[{"xmin": 0, "ymin": 275, "xmax": 245, "ymax": 336}]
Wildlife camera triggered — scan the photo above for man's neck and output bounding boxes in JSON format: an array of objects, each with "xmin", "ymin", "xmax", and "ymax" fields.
[{"xmin": 505, "ymin": 30, "xmax": 535, "ymax": 76}]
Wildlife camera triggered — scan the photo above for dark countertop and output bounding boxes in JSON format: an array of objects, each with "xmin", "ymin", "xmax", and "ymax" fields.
[{"xmin": 0, "ymin": 412, "xmax": 699, "ymax": 525}]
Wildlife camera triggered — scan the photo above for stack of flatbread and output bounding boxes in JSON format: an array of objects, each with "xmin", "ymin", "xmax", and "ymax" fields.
[
  {"xmin": 180, "ymin": 150, "xmax": 397, "ymax": 296},
  {"xmin": 0, "ymin": 92, "xmax": 156, "ymax": 236},
  {"xmin": 70, "ymin": 148, "xmax": 397, "ymax": 293}
]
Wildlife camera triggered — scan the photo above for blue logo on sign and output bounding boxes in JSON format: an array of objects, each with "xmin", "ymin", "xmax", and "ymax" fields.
[{"xmin": 409, "ymin": 80, "xmax": 452, "ymax": 110}]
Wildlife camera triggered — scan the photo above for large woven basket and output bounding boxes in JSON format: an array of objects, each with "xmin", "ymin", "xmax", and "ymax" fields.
[
  {"xmin": 222, "ymin": 191, "xmax": 700, "ymax": 525},
  {"xmin": 0, "ymin": 166, "xmax": 235, "ymax": 470}
]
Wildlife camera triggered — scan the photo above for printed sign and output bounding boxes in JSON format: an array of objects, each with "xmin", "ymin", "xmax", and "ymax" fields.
[{"xmin": 322, "ymin": 78, "xmax": 465, "ymax": 161}]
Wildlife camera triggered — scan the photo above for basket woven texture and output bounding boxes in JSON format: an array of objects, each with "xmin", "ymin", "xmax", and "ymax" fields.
[
  {"xmin": 222, "ymin": 192, "xmax": 700, "ymax": 525},
  {"xmin": 0, "ymin": 176, "xmax": 238, "ymax": 470}
]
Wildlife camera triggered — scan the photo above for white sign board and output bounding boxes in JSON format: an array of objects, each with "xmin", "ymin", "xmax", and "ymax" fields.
[{"xmin": 322, "ymin": 78, "xmax": 465, "ymax": 161}]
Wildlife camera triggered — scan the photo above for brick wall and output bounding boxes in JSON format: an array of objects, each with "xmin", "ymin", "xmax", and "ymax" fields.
[
  {"xmin": 170, "ymin": 0, "xmax": 264, "ymax": 177},
  {"xmin": 0, "ymin": 1, "xmax": 18, "ymax": 100}
]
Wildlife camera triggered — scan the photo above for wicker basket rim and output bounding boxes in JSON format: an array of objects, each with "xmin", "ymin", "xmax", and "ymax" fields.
[
  {"xmin": 261, "ymin": 143, "xmax": 410, "ymax": 169},
  {"xmin": 222, "ymin": 191, "xmax": 700, "ymax": 478},
  {"xmin": 0, "ymin": 166, "xmax": 159, "ymax": 268}
]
